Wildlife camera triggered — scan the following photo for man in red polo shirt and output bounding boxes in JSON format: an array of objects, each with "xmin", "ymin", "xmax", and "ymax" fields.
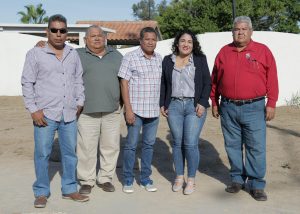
[{"xmin": 210, "ymin": 16, "xmax": 279, "ymax": 201}]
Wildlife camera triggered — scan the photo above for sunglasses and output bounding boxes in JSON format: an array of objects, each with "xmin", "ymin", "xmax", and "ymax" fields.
[{"xmin": 49, "ymin": 28, "xmax": 68, "ymax": 34}]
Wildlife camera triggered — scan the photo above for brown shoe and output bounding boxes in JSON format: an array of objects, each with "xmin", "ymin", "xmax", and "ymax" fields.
[
  {"xmin": 62, "ymin": 192, "xmax": 89, "ymax": 202},
  {"xmin": 250, "ymin": 189, "xmax": 268, "ymax": 201},
  {"xmin": 98, "ymin": 182, "xmax": 115, "ymax": 192},
  {"xmin": 79, "ymin": 185, "xmax": 93, "ymax": 194},
  {"xmin": 34, "ymin": 196, "xmax": 47, "ymax": 208},
  {"xmin": 225, "ymin": 182, "xmax": 243, "ymax": 193}
]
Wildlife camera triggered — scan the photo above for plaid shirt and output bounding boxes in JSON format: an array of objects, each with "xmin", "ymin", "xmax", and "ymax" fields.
[{"xmin": 118, "ymin": 47, "xmax": 162, "ymax": 118}]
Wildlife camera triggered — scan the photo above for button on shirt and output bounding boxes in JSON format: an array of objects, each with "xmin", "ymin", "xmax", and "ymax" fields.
[
  {"xmin": 171, "ymin": 54, "xmax": 195, "ymax": 98},
  {"xmin": 118, "ymin": 47, "xmax": 162, "ymax": 118},
  {"xmin": 21, "ymin": 44, "xmax": 85, "ymax": 122}
]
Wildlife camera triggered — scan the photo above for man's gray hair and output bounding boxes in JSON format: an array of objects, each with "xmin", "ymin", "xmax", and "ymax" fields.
[
  {"xmin": 85, "ymin": 25, "xmax": 105, "ymax": 37},
  {"xmin": 233, "ymin": 16, "xmax": 253, "ymax": 29}
]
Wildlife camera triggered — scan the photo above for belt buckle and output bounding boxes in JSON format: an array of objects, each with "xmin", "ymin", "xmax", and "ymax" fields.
[{"xmin": 235, "ymin": 100, "xmax": 244, "ymax": 106}]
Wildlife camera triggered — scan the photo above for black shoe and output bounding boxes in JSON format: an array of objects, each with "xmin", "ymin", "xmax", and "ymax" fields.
[
  {"xmin": 98, "ymin": 182, "xmax": 115, "ymax": 192},
  {"xmin": 225, "ymin": 182, "xmax": 243, "ymax": 193},
  {"xmin": 250, "ymin": 189, "xmax": 267, "ymax": 201},
  {"xmin": 79, "ymin": 185, "xmax": 93, "ymax": 195}
]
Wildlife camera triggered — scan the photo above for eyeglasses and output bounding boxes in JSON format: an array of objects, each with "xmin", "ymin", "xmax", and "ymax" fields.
[{"xmin": 49, "ymin": 28, "xmax": 68, "ymax": 34}]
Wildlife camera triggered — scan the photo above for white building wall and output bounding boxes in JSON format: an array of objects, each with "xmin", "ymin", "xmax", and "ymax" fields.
[{"xmin": 0, "ymin": 31, "xmax": 299, "ymax": 106}]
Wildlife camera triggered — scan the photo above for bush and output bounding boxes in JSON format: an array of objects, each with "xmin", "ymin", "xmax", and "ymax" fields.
[{"xmin": 285, "ymin": 91, "xmax": 300, "ymax": 108}]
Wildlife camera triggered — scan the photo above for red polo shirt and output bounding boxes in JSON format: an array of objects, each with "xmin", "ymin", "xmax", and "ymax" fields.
[{"xmin": 210, "ymin": 40, "xmax": 279, "ymax": 108}]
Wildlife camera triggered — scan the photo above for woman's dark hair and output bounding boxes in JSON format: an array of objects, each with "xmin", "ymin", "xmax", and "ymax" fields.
[{"xmin": 172, "ymin": 30, "xmax": 204, "ymax": 56}]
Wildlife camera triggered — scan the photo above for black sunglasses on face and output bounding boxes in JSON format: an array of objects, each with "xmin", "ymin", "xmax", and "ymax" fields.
[{"xmin": 49, "ymin": 28, "xmax": 68, "ymax": 34}]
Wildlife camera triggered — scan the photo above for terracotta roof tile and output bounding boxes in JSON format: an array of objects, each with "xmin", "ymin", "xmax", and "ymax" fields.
[{"xmin": 76, "ymin": 20, "xmax": 161, "ymax": 42}]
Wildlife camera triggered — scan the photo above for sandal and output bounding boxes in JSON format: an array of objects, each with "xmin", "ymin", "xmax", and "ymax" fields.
[
  {"xmin": 172, "ymin": 177, "xmax": 184, "ymax": 192},
  {"xmin": 184, "ymin": 179, "xmax": 195, "ymax": 195}
]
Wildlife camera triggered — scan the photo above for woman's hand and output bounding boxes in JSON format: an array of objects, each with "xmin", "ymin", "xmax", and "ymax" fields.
[
  {"xmin": 195, "ymin": 104, "xmax": 205, "ymax": 117},
  {"xmin": 160, "ymin": 106, "xmax": 168, "ymax": 117}
]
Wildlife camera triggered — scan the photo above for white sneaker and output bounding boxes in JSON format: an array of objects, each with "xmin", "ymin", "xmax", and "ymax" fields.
[
  {"xmin": 141, "ymin": 183, "xmax": 157, "ymax": 192},
  {"xmin": 123, "ymin": 184, "xmax": 134, "ymax": 194}
]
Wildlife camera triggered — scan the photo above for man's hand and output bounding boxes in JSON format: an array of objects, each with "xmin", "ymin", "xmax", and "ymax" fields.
[
  {"xmin": 195, "ymin": 104, "xmax": 205, "ymax": 117},
  {"xmin": 266, "ymin": 107, "xmax": 275, "ymax": 121},
  {"xmin": 76, "ymin": 106, "xmax": 83, "ymax": 118},
  {"xmin": 31, "ymin": 110, "xmax": 47, "ymax": 126},
  {"xmin": 160, "ymin": 106, "xmax": 168, "ymax": 117},
  {"xmin": 35, "ymin": 40, "xmax": 46, "ymax": 48},
  {"xmin": 125, "ymin": 110, "xmax": 135, "ymax": 125},
  {"xmin": 212, "ymin": 106, "xmax": 220, "ymax": 119}
]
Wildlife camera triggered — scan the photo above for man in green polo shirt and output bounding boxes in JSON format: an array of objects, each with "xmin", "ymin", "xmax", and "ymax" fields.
[{"xmin": 76, "ymin": 25, "xmax": 123, "ymax": 194}]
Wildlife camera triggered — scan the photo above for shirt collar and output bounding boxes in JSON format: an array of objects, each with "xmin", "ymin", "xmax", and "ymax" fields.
[
  {"xmin": 171, "ymin": 53, "xmax": 193, "ymax": 64},
  {"xmin": 230, "ymin": 39, "xmax": 254, "ymax": 52},
  {"xmin": 138, "ymin": 47, "xmax": 157, "ymax": 58},
  {"xmin": 85, "ymin": 46, "xmax": 112, "ymax": 56},
  {"xmin": 43, "ymin": 42, "xmax": 72, "ymax": 54}
]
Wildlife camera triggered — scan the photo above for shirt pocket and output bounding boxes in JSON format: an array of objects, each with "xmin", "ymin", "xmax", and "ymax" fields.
[
  {"xmin": 244, "ymin": 57, "xmax": 261, "ymax": 73},
  {"xmin": 67, "ymin": 63, "xmax": 78, "ymax": 76}
]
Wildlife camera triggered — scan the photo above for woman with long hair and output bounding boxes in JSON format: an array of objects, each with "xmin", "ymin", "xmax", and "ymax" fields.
[{"xmin": 160, "ymin": 30, "xmax": 211, "ymax": 195}]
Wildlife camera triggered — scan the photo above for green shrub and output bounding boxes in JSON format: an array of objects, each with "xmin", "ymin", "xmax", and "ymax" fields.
[{"xmin": 285, "ymin": 91, "xmax": 300, "ymax": 108}]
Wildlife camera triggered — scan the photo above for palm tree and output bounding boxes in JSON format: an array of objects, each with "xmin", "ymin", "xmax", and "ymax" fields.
[{"xmin": 17, "ymin": 3, "xmax": 49, "ymax": 24}]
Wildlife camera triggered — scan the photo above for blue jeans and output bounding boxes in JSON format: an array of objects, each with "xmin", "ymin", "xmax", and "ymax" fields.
[
  {"xmin": 167, "ymin": 98, "xmax": 207, "ymax": 178},
  {"xmin": 33, "ymin": 117, "xmax": 78, "ymax": 197},
  {"xmin": 123, "ymin": 115, "xmax": 159, "ymax": 186},
  {"xmin": 220, "ymin": 99, "xmax": 266, "ymax": 190}
]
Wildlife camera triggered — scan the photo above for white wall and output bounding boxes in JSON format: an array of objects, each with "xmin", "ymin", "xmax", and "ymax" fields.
[
  {"xmin": 1, "ymin": 31, "xmax": 299, "ymax": 106},
  {"xmin": 119, "ymin": 31, "xmax": 300, "ymax": 106},
  {"xmin": 0, "ymin": 32, "xmax": 79, "ymax": 96}
]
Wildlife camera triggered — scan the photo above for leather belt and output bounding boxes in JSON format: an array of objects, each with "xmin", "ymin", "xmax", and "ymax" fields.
[
  {"xmin": 221, "ymin": 96, "xmax": 265, "ymax": 106},
  {"xmin": 171, "ymin": 97, "xmax": 194, "ymax": 101}
]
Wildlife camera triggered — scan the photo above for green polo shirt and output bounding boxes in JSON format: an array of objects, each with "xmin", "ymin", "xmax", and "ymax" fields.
[{"xmin": 76, "ymin": 47, "xmax": 123, "ymax": 113}]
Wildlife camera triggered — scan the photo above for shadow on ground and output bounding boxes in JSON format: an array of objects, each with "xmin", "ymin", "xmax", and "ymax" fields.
[
  {"xmin": 115, "ymin": 134, "xmax": 174, "ymax": 185},
  {"xmin": 267, "ymin": 124, "xmax": 300, "ymax": 138},
  {"xmin": 115, "ymin": 131, "xmax": 230, "ymax": 187},
  {"xmin": 47, "ymin": 135, "xmax": 230, "ymax": 188},
  {"xmin": 198, "ymin": 139, "xmax": 230, "ymax": 186}
]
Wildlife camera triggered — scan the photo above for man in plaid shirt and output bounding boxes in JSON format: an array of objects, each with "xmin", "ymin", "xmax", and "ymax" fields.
[{"xmin": 118, "ymin": 27, "xmax": 162, "ymax": 193}]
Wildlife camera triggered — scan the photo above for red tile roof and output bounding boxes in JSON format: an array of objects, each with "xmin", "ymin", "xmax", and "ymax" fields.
[{"xmin": 76, "ymin": 20, "xmax": 162, "ymax": 43}]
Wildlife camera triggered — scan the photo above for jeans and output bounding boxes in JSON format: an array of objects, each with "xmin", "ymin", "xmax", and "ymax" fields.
[
  {"xmin": 220, "ymin": 99, "xmax": 266, "ymax": 190},
  {"xmin": 167, "ymin": 98, "xmax": 207, "ymax": 178},
  {"xmin": 33, "ymin": 117, "xmax": 78, "ymax": 197},
  {"xmin": 123, "ymin": 115, "xmax": 159, "ymax": 186}
]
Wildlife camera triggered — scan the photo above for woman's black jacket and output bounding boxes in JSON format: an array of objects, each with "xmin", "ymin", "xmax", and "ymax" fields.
[{"xmin": 159, "ymin": 53, "xmax": 212, "ymax": 109}]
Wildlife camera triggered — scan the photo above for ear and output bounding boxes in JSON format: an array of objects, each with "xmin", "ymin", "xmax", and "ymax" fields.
[
  {"xmin": 84, "ymin": 37, "xmax": 87, "ymax": 45},
  {"xmin": 250, "ymin": 29, "xmax": 253, "ymax": 36}
]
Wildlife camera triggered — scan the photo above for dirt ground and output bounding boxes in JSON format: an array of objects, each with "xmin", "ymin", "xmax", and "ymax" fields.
[{"xmin": 0, "ymin": 96, "xmax": 299, "ymax": 214}]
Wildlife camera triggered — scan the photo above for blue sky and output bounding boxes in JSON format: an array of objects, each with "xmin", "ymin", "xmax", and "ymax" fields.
[{"xmin": 0, "ymin": 0, "xmax": 162, "ymax": 24}]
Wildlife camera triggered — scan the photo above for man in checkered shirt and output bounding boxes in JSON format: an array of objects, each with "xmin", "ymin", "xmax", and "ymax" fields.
[{"xmin": 118, "ymin": 27, "xmax": 162, "ymax": 194}]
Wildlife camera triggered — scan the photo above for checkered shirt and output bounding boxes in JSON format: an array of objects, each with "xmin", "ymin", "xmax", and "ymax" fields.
[{"xmin": 118, "ymin": 47, "xmax": 162, "ymax": 118}]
